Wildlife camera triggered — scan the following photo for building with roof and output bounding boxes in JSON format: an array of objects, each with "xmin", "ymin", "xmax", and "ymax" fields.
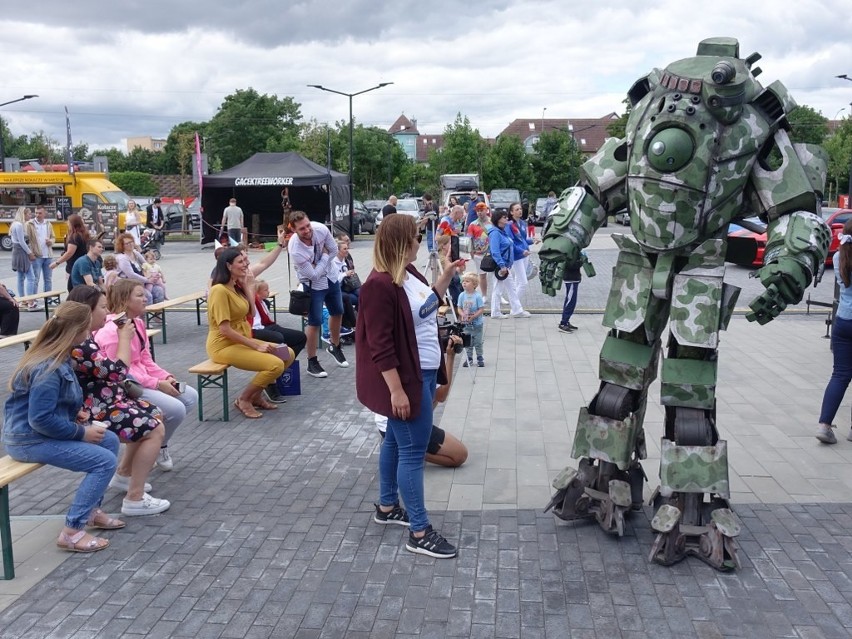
[{"xmin": 498, "ymin": 114, "xmax": 620, "ymax": 155}]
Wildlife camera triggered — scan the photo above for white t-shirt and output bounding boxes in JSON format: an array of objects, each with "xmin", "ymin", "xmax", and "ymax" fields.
[
  {"xmin": 329, "ymin": 255, "xmax": 346, "ymax": 284},
  {"xmin": 402, "ymin": 273, "xmax": 440, "ymax": 370}
]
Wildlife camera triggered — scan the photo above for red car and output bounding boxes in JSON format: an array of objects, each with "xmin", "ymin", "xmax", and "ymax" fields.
[
  {"xmin": 727, "ymin": 217, "xmax": 767, "ymax": 267},
  {"xmin": 822, "ymin": 208, "xmax": 852, "ymax": 266}
]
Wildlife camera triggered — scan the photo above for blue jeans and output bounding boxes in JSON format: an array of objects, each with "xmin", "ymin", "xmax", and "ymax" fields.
[
  {"xmin": 306, "ymin": 279, "xmax": 343, "ymax": 326},
  {"xmin": 380, "ymin": 369, "xmax": 437, "ymax": 532},
  {"xmin": 561, "ymin": 280, "xmax": 580, "ymax": 325},
  {"xmin": 5, "ymin": 430, "xmax": 119, "ymax": 529},
  {"xmin": 28, "ymin": 257, "xmax": 53, "ymax": 295},
  {"xmin": 819, "ymin": 316, "xmax": 852, "ymax": 424},
  {"xmin": 426, "ymin": 227, "xmax": 435, "ymax": 252},
  {"xmin": 16, "ymin": 266, "xmax": 34, "ymax": 300}
]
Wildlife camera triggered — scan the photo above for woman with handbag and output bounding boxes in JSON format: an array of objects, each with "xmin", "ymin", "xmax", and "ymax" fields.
[
  {"xmin": 67, "ymin": 285, "xmax": 169, "ymax": 517},
  {"xmin": 208, "ymin": 248, "xmax": 293, "ymax": 419},
  {"xmin": 94, "ymin": 279, "xmax": 197, "ymax": 469},
  {"xmin": 487, "ymin": 211, "xmax": 529, "ymax": 319}
]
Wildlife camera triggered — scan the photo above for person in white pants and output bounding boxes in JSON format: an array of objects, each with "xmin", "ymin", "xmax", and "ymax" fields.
[
  {"xmin": 487, "ymin": 211, "xmax": 529, "ymax": 319},
  {"xmin": 507, "ymin": 203, "xmax": 537, "ymax": 300}
]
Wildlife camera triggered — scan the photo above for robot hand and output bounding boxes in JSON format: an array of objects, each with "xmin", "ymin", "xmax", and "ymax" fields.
[
  {"xmin": 746, "ymin": 257, "xmax": 810, "ymax": 325},
  {"xmin": 539, "ymin": 232, "xmax": 582, "ymax": 297}
]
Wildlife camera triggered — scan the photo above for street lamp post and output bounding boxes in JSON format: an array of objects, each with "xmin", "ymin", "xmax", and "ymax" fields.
[
  {"xmin": 0, "ymin": 95, "xmax": 38, "ymax": 171},
  {"xmin": 307, "ymin": 83, "xmax": 393, "ymax": 237},
  {"xmin": 838, "ymin": 75, "xmax": 852, "ymax": 203}
]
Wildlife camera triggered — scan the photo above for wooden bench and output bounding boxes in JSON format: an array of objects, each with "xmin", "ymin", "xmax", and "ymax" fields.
[
  {"xmin": 16, "ymin": 290, "xmax": 64, "ymax": 320},
  {"xmin": 145, "ymin": 290, "xmax": 207, "ymax": 344},
  {"xmin": 0, "ymin": 328, "xmax": 162, "ymax": 358},
  {"xmin": 0, "ymin": 457, "xmax": 44, "ymax": 580},
  {"xmin": 188, "ymin": 360, "xmax": 230, "ymax": 422}
]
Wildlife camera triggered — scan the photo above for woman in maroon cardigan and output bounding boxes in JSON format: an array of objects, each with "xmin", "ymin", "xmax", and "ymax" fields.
[{"xmin": 356, "ymin": 214, "xmax": 464, "ymax": 559}]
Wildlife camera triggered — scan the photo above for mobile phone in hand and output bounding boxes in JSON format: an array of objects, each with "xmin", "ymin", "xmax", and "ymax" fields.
[
  {"xmin": 450, "ymin": 235, "xmax": 460, "ymax": 262},
  {"xmin": 172, "ymin": 381, "xmax": 186, "ymax": 394}
]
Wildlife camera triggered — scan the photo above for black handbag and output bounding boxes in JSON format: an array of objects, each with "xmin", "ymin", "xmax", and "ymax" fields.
[
  {"xmin": 287, "ymin": 253, "xmax": 312, "ymax": 315},
  {"xmin": 480, "ymin": 251, "xmax": 497, "ymax": 273},
  {"xmin": 341, "ymin": 272, "xmax": 362, "ymax": 293}
]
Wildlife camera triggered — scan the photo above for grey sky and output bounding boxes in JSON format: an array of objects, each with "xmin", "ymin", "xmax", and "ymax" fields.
[{"xmin": 2, "ymin": 0, "xmax": 851, "ymax": 151}]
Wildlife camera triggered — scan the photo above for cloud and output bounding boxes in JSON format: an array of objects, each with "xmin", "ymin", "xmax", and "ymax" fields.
[{"xmin": 1, "ymin": 0, "xmax": 851, "ymax": 151}]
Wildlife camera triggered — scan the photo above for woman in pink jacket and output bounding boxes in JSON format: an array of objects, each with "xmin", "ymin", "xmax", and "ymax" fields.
[{"xmin": 94, "ymin": 279, "xmax": 197, "ymax": 472}]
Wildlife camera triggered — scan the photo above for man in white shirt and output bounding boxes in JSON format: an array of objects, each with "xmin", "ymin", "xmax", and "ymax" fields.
[
  {"xmin": 287, "ymin": 210, "xmax": 348, "ymax": 378},
  {"xmin": 25, "ymin": 206, "xmax": 56, "ymax": 295},
  {"xmin": 221, "ymin": 198, "xmax": 244, "ymax": 245}
]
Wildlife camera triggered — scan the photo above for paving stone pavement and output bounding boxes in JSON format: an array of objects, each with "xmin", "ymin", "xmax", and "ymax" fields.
[{"xmin": 0, "ymin": 239, "xmax": 850, "ymax": 638}]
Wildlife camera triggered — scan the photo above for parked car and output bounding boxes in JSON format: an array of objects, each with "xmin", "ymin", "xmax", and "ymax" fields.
[
  {"xmin": 353, "ymin": 200, "xmax": 377, "ymax": 235},
  {"xmin": 375, "ymin": 197, "xmax": 421, "ymax": 228},
  {"xmin": 363, "ymin": 200, "xmax": 384, "ymax": 216},
  {"xmin": 726, "ymin": 216, "xmax": 767, "ymax": 267},
  {"xmin": 490, "ymin": 189, "xmax": 521, "ymax": 215},
  {"xmin": 822, "ymin": 208, "xmax": 852, "ymax": 266},
  {"xmin": 164, "ymin": 203, "xmax": 201, "ymax": 231},
  {"xmin": 614, "ymin": 209, "xmax": 630, "ymax": 225}
]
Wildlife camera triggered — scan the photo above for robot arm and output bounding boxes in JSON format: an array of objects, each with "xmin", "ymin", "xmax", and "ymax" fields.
[
  {"xmin": 745, "ymin": 131, "xmax": 830, "ymax": 324},
  {"xmin": 539, "ymin": 138, "xmax": 628, "ymax": 296}
]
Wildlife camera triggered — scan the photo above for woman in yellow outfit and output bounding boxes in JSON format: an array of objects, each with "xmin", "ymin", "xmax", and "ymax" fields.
[{"xmin": 207, "ymin": 247, "xmax": 293, "ymax": 418}]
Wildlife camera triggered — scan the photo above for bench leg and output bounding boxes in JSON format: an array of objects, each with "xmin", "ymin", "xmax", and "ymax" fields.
[
  {"xmin": 196, "ymin": 370, "xmax": 230, "ymax": 422},
  {"xmin": 196, "ymin": 298, "xmax": 203, "ymax": 326},
  {"xmin": 149, "ymin": 339, "xmax": 156, "ymax": 361},
  {"xmin": 0, "ymin": 486, "xmax": 15, "ymax": 580},
  {"xmin": 146, "ymin": 311, "xmax": 167, "ymax": 344}
]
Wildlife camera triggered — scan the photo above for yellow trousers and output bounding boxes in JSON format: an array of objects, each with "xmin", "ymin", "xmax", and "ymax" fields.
[{"xmin": 211, "ymin": 344, "xmax": 292, "ymax": 388}]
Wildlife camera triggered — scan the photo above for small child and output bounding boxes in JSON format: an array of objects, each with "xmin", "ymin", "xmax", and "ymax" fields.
[
  {"xmin": 102, "ymin": 254, "xmax": 119, "ymax": 292},
  {"xmin": 142, "ymin": 250, "xmax": 167, "ymax": 298},
  {"xmin": 457, "ymin": 272, "xmax": 485, "ymax": 367}
]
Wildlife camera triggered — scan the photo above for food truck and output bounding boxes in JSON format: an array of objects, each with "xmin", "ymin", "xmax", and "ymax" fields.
[{"xmin": 0, "ymin": 171, "xmax": 135, "ymax": 249}]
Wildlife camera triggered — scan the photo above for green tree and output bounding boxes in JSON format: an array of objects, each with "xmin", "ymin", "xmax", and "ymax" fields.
[
  {"xmin": 607, "ymin": 98, "xmax": 632, "ymax": 139},
  {"xmin": 481, "ymin": 135, "xmax": 534, "ymax": 194},
  {"xmin": 788, "ymin": 105, "xmax": 829, "ymax": 146},
  {"xmin": 161, "ymin": 121, "xmax": 208, "ymax": 174},
  {"xmin": 88, "ymin": 148, "xmax": 130, "ymax": 173},
  {"xmin": 531, "ymin": 129, "xmax": 585, "ymax": 195},
  {"xmin": 439, "ymin": 113, "xmax": 485, "ymax": 175},
  {"xmin": 206, "ymin": 88, "xmax": 302, "ymax": 169},
  {"xmin": 124, "ymin": 146, "xmax": 166, "ymax": 174},
  {"xmin": 109, "ymin": 171, "xmax": 159, "ymax": 196},
  {"xmin": 825, "ymin": 117, "xmax": 852, "ymax": 197},
  {"xmin": 297, "ymin": 119, "xmax": 346, "ymax": 170},
  {"xmin": 351, "ymin": 125, "xmax": 409, "ymax": 199}
]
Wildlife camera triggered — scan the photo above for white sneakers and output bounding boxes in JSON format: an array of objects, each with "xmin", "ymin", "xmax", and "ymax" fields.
[
  {"xmin": 121, "ymin": 493, "xmax": 171, "ymax": 516},
  {"xmin": 511, "ymin": 311, "xmax": 532, "ymax": 318},
  {"xmin": 109, "ymin": 474, "xmax": 151, "ymax": 493},
  {"xmin": 155, "ymin": 447, "xmax": 174, "ymax": 471}
]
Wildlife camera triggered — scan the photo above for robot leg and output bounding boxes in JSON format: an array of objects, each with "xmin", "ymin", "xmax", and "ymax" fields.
[
  {"xmin": 545, "ymin": 330, "xmax": 658, "ymax": 537},
  {"xmin": 648, "ymin": 348, "xmax": 741, "ymax": 571}
]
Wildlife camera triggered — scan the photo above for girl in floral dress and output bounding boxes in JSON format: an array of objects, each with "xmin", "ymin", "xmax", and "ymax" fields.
[{"xmin": 67, "ymin": 285, "xmax": 171, "ymax": 517}]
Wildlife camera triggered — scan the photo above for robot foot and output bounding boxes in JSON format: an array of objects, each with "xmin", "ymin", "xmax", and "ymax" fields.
[
  {"xmin": 545, "ymin": 459, "xmax": 635, "ymax": 537},
  {"xmin": 649, "ymin": 501, "xmax": 741, "ymax": 571}
]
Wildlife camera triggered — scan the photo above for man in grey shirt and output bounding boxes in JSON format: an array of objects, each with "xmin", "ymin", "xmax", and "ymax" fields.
[{"xmin": 221, "ymin": 198, "xmax": 244, "ymax": 244}]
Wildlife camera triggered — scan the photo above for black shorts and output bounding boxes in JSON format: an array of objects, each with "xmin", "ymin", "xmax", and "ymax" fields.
[{"xmin": 378, "ymin": 424, "xmax": 446, "ymax": 455}]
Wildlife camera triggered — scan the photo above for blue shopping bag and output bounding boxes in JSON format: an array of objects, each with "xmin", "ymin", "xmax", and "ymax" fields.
[{"xmin": 276, "ymin": 361, "xmax": 301, "ymax": 396}]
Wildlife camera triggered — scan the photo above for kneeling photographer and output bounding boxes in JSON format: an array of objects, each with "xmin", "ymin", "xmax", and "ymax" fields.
[{"xmin": 376, "ymin": 328, "xmax": 469, "ymax": 468}]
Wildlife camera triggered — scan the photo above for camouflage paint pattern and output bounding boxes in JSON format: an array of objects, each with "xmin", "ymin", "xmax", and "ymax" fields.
[
  {"xmin": 599, "ymin": 334, "xmax": 660, "ymax": 390},
  {"xmin": 609, "ymin": 479, "xmax": 632, "ymax": 508},
  {"xmin": 659, "ymin": 438, "xmax": 730, "ymax": 498},
  {"xmin": 603, "ymin": 234, "xmax": 653, "ymax": 333},
  {"xmin": 710, "ymin": 508, "xmax": 741, "ymax": 537},
  {"xmin": 572, "ymin": 408, "xmax": 638, "ymax": 471},
  {"xmin": 651, "ymin": 503, "xmax": 681, "ymax": 533},
  {"xmin": 749, "ymin": 129, "xmax": 822, "ymax": 219},
  {"xmin": 660, "ymin": 358, "xmax": 717, "ymax": 409}
]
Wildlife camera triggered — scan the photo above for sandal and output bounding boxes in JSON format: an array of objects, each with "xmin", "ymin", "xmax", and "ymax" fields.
[
  {"xmin": 234, "ymin": 399, "xmax": 262, "ymax": 419},
  {"xmin": 87, "ymin": 509, "xmax": 126, "ymax": 530},
  {"xmin": 56, "ymin": 530, "xmax": 110, "ymax": 553},
  {"xmin": 252, "ymin": 396, "xmax": 278, "ymax": 410}
]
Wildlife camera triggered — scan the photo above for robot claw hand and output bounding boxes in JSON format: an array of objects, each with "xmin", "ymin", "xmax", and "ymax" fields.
[
  {"xmin": 746, "ymin": 257, "xmax": 810, "ymax": 324},
  {"xmin": 538, "ymin": 237, "xmax": 581, "ymax": 297}
]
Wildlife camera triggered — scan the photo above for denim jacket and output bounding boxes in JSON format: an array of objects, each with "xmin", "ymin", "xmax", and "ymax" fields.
[{"xmin": 2, "ymin": 359, "xmax": 86, "ymax": 446}]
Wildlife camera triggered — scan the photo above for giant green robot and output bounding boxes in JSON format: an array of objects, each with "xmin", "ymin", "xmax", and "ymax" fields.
[{"xmin": 540, "ymin": 37, "xmax": 830, "ymax": 571}]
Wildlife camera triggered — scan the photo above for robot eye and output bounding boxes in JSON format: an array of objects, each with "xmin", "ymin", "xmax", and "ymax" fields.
[{"xmin": 646, "ymin": 128, "xmax": 695, "ymax": 173}]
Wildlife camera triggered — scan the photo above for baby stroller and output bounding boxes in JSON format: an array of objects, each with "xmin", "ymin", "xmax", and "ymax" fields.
[{"xmin": 140, "ymin": 228, "xmax": 162, "ymax": 260}]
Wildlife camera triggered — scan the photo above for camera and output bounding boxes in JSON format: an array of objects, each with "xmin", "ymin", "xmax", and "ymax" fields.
[{"xmin": 437, "ymin": 318, "xmax": 471, "ymax": 354}]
